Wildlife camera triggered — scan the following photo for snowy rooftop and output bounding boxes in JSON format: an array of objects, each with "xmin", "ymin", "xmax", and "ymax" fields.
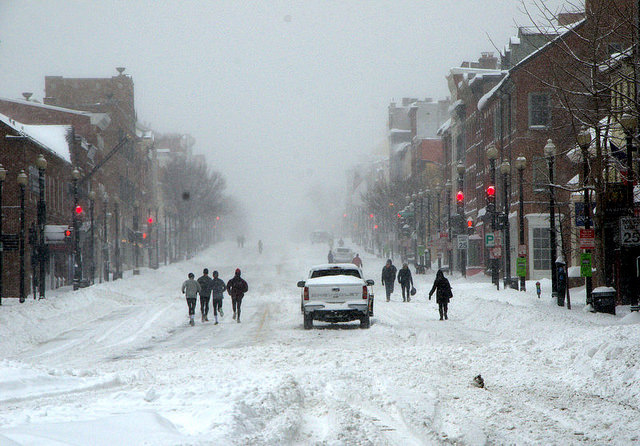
[{"xmin": 0, "ymin": 113, "xmax": 72, "ymax": 163}]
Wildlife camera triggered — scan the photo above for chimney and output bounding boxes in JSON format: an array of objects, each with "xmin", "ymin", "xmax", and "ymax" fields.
[
  {"xmin": 22, "ymin": 92, "xmax": 33, "ymax": 101},
  {"xmin": 479, "ymin": 52, "xmax": 498, "ymax": 69}
]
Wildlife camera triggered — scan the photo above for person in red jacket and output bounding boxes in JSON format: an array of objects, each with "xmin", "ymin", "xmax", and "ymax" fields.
[
  {"xmin": 351, "ymin": 253, "xmax": 363, "ymax": 268},
  {"xmin": 227, "ymin": 268, "xmax": 248, "ymax": 323}
]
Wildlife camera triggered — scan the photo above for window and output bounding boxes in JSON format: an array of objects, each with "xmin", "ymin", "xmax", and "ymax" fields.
[
  {"xmin": 533, "ymin": 227, "xmax": 551, "ymax": 270},
  {"xmin": 528, "ymin": 92, "xmax": 551, "ymax": 128}
]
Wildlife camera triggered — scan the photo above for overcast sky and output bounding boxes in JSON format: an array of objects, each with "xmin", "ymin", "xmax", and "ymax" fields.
[{"xmin": 0, "ymin": 0, "xmax": 567, "ymax": 240}]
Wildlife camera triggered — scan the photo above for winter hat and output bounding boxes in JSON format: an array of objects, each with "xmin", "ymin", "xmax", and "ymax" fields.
[{"xmin": 235, "ymin": 268, "xmax": 241, "ymax": 275}]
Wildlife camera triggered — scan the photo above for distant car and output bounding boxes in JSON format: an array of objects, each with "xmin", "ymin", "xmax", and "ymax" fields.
[
  {"xmin": 311, "ymin": 231, "xmax": 333, "ymax": 244},
  {"xmin": 332, "ymin": 247, "xmax": 355, "ymax": 263},
  {"xmin": 298, "ymin": 263, "xmax": 374, "ymax": 329}
]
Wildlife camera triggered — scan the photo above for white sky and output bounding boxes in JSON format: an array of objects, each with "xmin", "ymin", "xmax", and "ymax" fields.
[{"xmin": 0, "ymin": 0, "xmax": 567, "ymax": 239}]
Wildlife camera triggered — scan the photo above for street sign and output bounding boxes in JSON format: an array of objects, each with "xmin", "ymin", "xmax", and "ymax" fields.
[
  {"xmin": 579, "ymin": 229, "xmax": 595, "ymax": 250},
  {"xmin": 457, "ymin": 235, "xmax": 469, "ymax": 250},
  {"xmin": 518, "ymin": 244, "xmax": 527, "ymax": 257},
  {"xmin": 620, "ymin": 217, "xmax": 640, "ymax": 246},
  {"xmin": 489, "ymin": 246, "xmax": 502, "ymax": 259},
  {"xmin": 580, "ymin": 253, "xmax": 592, "ymax": 277},
  {"xmin": 516, "ymin": 257, "xmax": 527, "ymax": 277},
  {"xmin": 485, "ymin": 233, "xmax": 495, "ymax": 247}
]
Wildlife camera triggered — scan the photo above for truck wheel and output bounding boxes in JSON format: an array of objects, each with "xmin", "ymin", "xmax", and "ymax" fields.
[
  {"xmin": 304, "ymin": 313, "xmax": 313, "ymax": 330},
  {"xmin": 360, "ymin": 313, "xmax": 370, "ymax": 329}
]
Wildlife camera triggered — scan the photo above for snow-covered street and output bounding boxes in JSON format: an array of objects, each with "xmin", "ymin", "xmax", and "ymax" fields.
[{"xmin": 1, "ymin": 240, "xmax": 639, "ymax": 445}]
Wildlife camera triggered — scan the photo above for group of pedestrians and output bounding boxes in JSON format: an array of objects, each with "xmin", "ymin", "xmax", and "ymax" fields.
[
  {"xmin": 381, "ymin": 259, "xmax": 453, "ymax": 320},
  {"xmin": 181, "ymin": 268, "xmax": 249, "ymax": 326}
]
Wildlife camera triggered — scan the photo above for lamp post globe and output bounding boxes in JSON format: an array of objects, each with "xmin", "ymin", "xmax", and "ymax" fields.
[
  {"xmin": 544, "ymin": 139, "xmax": 556, "ymax": 159},
  {"xmin": 515, "ymin": 156, "xmax": 527, "ymax": 172},
  {"xmin": 36, "ymin": 154, "xmax": 47, "ymax": 170},
  {"xmin": 577, "ymin": 127, "xmax": 591, "ymax": 149},
  {"xmin": 621, "ymin": 113, "xmax": 638, "ymax": 133},
  {"xmin": 487, "ymin": 143, "xmax": 499, "ymax": 161}
]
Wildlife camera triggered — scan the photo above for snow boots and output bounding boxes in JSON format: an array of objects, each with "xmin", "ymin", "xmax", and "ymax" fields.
[
  {"xmin": 189, "ymin": 315, "xmax": 195, "ymax": 326},
  {"xmin": 232, "ymin": 312, "xmax": 236, "ymax": 320}
]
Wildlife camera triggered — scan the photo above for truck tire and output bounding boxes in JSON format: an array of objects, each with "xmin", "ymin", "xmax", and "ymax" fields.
[
  {"xmin": 304, "ymin": 312, "xmax": 313, "ymax": 330},
  {"xmin": 360, "ymin": 313, "xmax": 370, "ymax": 329}
]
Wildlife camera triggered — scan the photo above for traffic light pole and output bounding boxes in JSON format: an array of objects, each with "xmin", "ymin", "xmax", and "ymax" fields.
[{"xmin": 72, "ymin": 176, "xmax": 82, "ymax": 290}]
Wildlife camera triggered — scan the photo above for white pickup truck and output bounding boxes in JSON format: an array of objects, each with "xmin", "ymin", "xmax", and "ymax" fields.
[{"xmin": 297, "ymin": 264, "xmax": 374, "ymax": 329}]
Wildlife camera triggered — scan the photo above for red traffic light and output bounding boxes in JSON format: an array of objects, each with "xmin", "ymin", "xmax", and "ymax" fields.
[
  {"xmin": 216, "ymin": 216, "xmax": 220, "ymax": 221},
  {"xmin": 456, "ymin": 191, "xmax": 464, "ymax": 202},
  {"xmin": 467, "ymin": 219, "xmax": 473, "ymax": 228},
  {"xmin": 65, "ymin": 229, "xmax": 72, "ymax": 237},
  {"xmin": 369, "ymin": 213, "xmax": 374, "ymax": 219},
  {"xmin": 374, "ymin": 224, "xmax": 379, "ymax": 229},
  {"xmin": 148, "ymin": 217, "xmax": 154, "ymax": 224},
  {"xmin": 142, "ymin": 232, "xmax": 147, "ymax": 239},
  {"xmin": 75, "ymin": 205, "xmax": 83, "ymax": 214},
  {"xmin": 343, "ymin": 213, "xmax": 347, "ymax": 218},
  {"xmin": 486, "ymin": 185, "xmax": 496, "ymax": 197}
]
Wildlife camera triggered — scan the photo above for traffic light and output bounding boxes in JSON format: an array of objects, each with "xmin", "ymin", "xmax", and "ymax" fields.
[
  {"xmin": 147, "ymin": 217, "xmax": 154, "ymax": 225},
  {"xmin": 486, "ymin": 185, "xmax": 496, "ymax": 213},
  {"xmin": 75, "ymin": 205, "xmax": 83, "ymax": 215},
  {"xmin": 456, "ymin": 191, "xmax": 464, "ymax": 215},
  {"xmin": 467, "ymin": 218, "xmax": 474, "ymax": 234}
]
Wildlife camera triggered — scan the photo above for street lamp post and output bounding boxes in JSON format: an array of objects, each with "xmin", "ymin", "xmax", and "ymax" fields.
[
  {"xmin": 487, "ymin": 144, "xmax": 499, "ymax": 289},
  {"xmin": 89, "ymin": 190, "xmax": 96, "ymax": 284},
  {"xmin": 445, "ymin": 180, "xmax": 452, "ymax": 271},
  {"xmin": 36, "ymin": 155, "xmax": 47, "ymax": 299},
  {"xmin": 133, "ymin": 200, "xmax": 140, "ymax": 275},
  {"xmin": 114, "ymin": 201, "xmax": 121, "ymax": 280},
  {"xmin": 0, "ymin": 165, "xmax": 6, "ymax": 306},
  {"xmin": 500, "ymin": 161, "xmax": 512, "ymax": 289},
  {"xmin": 102, "ymin": 191, "xmax": 109, "ymax": 282},
  {"xmin": 515, "ymin": 156, "xmax": 527, "ymax": 292},
  {"xmin": 72, "ymin": 168, "xmax": 82, "ymax": 290},
  {"xmin": 425, "ymin": 189, "xmax": 431, "ymax": 270},
  {"xmin": 544, "ymin": 139, "xmax": 558, "ymax": 302},
  {"xmin": 620, "ymin": 113, "xmax": 638, "ymax": 306},
  {"xmin": 577, "ymin": 128, "xmax": 593, "ymax": 305},
  {"xmin": 457, "ymin": 162, "xmax": 466, "ymax": 277},
  {"xmin": 17, "ymin": 170, "xmax": 27, "ymax": 303},
  {"xmin": 436, "ymin": 185, "xmax": 442, "ymax": 270}
]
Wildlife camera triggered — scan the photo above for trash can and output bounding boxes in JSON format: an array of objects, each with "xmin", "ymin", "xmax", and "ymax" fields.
[{"xmin": 591, "ymin": 287, "xmax": 616, "ymax": 315}]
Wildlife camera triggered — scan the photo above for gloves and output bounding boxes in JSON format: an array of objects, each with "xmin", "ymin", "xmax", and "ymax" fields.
[{"xmin": 428, "ymin": 293, "xmax": 432, "ymax": 300}]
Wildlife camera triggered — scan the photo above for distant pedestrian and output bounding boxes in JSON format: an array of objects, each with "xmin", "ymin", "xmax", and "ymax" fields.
[
  {"xmin": 197, "ymin": 268, "xmax": 214, "ymax": 322},
  {"xmin": 182, "ymin": 272, "xmax": 201, "ymax": 326},
  {"xmin": 211, "ymin": 270, "xmax": 226, "ymax": 324},
  {"xmin": 352, "ymin": 253, "xmax": 363, "ymax": 268},
  {"xmin": 258, "ymin": 240, "xmax": 263, "ymax": 254},
  {"xmin": 381, "ymin": 259, "xmax": 397, "ymax": 302},
  {"xmin": 428, "ymin": 269, "xmax": 452, "ymax": 320},
  {"xmin": 328, "ymin": 250, "xmax": 334, "ymax": 263},
  {"xmin": 227, "ymin": 268, "xmax": 248, "ymax": 323},
  {"xmin": 397, "ymin": 263, "xmax": 413, "ymax": 302},
  {"xmin": 536, "ymin": 281, "xmax": 541, "ymax": 299}
]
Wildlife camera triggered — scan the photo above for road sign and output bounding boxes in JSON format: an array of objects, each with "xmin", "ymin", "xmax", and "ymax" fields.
[
  {"xmin": 516, "ymin": 257, "xmax": 527, "ymax": 277},
  {"xmin": 620, "ymin": 217, "xmax": 640, "ymax": 246},
  {"xmin": 518, "ymin": 244, "xmax": 527, "ymax": 257},
  {"xmin": 579, "ymin": 229, "xmax": 595, "ymax": 250},
  {"xmin": 580, "ymin": 253, "xmax": 592, "ymax": 277},
  {"xmin": 457, "ymin": 235, "xmax": 469, "ymax": 250},
  {"xmin": 485, "ymin": 233, "xmax": 495, "ymax": 247},
  {"xmin": 489, "ymin": 247, "xmax": 502, "ymax": 259}
]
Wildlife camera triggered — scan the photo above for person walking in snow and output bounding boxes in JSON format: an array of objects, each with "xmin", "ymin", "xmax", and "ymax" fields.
[
  {"xmin": 397, "ymin": 263, "xmax": 413, "ymax": 302},
  {"xmin": 197, "ymin": 268, "xmax": 214, "ymax": 322},
  {"xmin": 227, "ymin": 268, "xmax": 248, "ymax": 323},
  {"xmin": 352, "ymin": 253, "xmax": 363, "ymax": 268},
  {"xmin": 182, "ymin": 272, "xmax": 201, "ymax": 326},
  {"xmin": 381, "ymin": 259, "xmax": 397, "ymax": 302},
  {"xmin": 211, "ymin": 270, "xmax": 226, "ymax": 324},
  {"xmin": 327, "ymin": 249, "xmax": 334, "ymax": 263},
  {"xmin": 258, "ymin": 240, "xmax": 263, "ymax": 254},
  {"xmin": 428, "ymin": 269, "xmax": 452, "ymax": 320}
]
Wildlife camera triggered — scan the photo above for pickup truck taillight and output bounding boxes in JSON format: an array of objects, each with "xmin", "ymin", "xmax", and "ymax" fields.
[
  {"xmin": 362, "ymin": 285, "xmax": 368, "ymax": 299},
  {"xmin": 303, "ymin": 287, "xmax": 309, "ymax": 300}
]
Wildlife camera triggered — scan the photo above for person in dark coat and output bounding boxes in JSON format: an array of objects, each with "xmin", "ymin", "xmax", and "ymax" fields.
[
  {"xmin": 381, "ymin": 259, "xmax": 397, "ymax": 302},
  {"xmin": 227, "ymin": 268, "xmax": 248, "ymax": 323},
  {"xmin": 181, "ymin": 272, "xmax": 201, "ymax": 326},
  {"xmin": 429, "ymin": 269, "xmax": 453, "ymax": 320},
  {"xmin": 211, "ymin": 270, "xmax": 226, "ymax": 324},
  {"xmin": 397, "ymin": 263, "xmax": 413, "ymax": 302},
  {"xmin": 197, "ymin": 268, "xmax": 214, "ymax": 322},
  {"xmin": 328, "ymin": 250, "xmax": 334, "ymax": 263}
]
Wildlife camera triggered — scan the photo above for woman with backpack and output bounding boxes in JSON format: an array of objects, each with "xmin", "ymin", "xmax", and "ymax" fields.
[{"xmin": 428, "ymin": 269, "xmax": 452, "ymax": 320}]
